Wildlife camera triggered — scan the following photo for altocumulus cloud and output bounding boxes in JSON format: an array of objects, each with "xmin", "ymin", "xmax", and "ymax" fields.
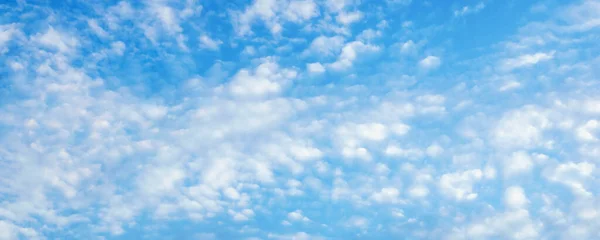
[{"xmin": 0, "ymin": 0, "xmax": 600, "ymax": 239}]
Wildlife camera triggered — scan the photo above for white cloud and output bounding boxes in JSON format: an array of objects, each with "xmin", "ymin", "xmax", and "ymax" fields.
[
  {"xmin": 356, "ymin": 29, "xmax": 382, "ymax": 41},
  {"xmin": 355, "ymin": 123, "xmax": 387, "ymax": 141},
  {"xmin": 439, "ymin": 169, "xmax": 483, "ymax": 201},
  {"xmin": 453, "ymin": 209, "xmax": 540, "ymax": 240},
  {"xmin": 341, "ymin": 147, "xmax": 371, "ymax": 161},
  {"xmin": 289, "ymin": 144, "xmax": 323, "ymax": 161},
  {"xmin": 325, "ymin": 0, "xmax": 350, "ymax": 12},
  {"xmin": 385, "ymin": 145, "xmax": 424, "ymax": 160},
  {"xmin": 391, "ymin": 209, "xmax": 405, "ymax": 218},
  {"xmin": 199, "ymin": 35, "xmax": 223, "ymax": 50},
  {"xmin": 346, "ymin": 216, "xmax": 369, "ymax": 229},
  {"xmin": 137, "ymin": 165, "xmax": 185, "ymax": 197},
  {"xmin": 150, "ymin": 4, "xmax": 181, "ymax": 34},
  {"xmin": 87, "ymin": 19, "xmax": 109, "ymax": 38},
  {"xmin": 499, "ymin": 80, "xmax": 522, "ymax": 91},
  {"xmin": 268, "ymin": 232, "xmax": 325, "ymax": 240},
  {"xmin": 34, "ymin": 27, "xmax": 78, "ymax": 53},
  {"xmin": 560, "ymin": 0, "xmax": 600, "ymax": 31},
  {"xmin": 390, "ymin": 123, "xmax": 411, "ymax": 135},
  {"xmin": 304, "ymin": 35, "xmax": 345, "ymax": 56},
  {"xmin": 287, "ymin": 210, "xmax": 310, "ymax": 222},
  {"xmin": 448, "ymin": 186, "xmax": 540, "ymax": 239},
  {"xmin": 545, "ymin": 161, "xmax": 595, "ymax": 197},
  {"xmin": 336, "ymin": 122, "xmax": 388, "ymax": 144},
  {"xmin": 224, "ymin": 187, "xmax": 241, "ymax": 200},
  {"xmin": 233, "ymin": 0, "xmax": 319, "ymax": 36},
  {"xmin": 371, "ymin": 187, "xmax": 401, "ymax": 203},
  {"xmin": 4, "ymin": 1, "xmax": 600, "ymax": 239},
  {"xmin": 228, "ymin": 60, "xmax": 297, "ymax": 97},
  {"xmin": 418, "ymin": 56, "xmax": 441, "ymax": 71},
  {"xmin": 454, "ymin": 2, "xmax": 485, "ymax": 17},
  {"xmin": 582, "ymin": 99, "xmax": 600, "ymax": 114},
  {"xmin": 334, "ymin": 122, "xmax": 392, "ymax": 161},
  {"xmin": 336, "ymin": 11, "xmax": 362, "ymax": 25},
  {"xmin": 139, "ymin": 1, "xmax": 189, "ymax": 47},
  {"xmin": 575, "ymin": 120, "xmax": 599, "ymax": 142},
  {"xmin": 491, "ymin": 106, "xmax": 551, "ymax": 149},
  {"xmin": 374, "ymin": 163, "xmax": 391, "ymax": 175},
  {"xmin": 400, "ymin": 40, "xmax": 416, "ymax": 55},
  {"xmin": 232, "ymin": 0, "xmax": 279, "ymax": 35},
  {"xmin": 230, "ymin": 209, "xmax": 255, "ymax": 221},
  {"xmin": 426, "ymin": 144, "xmax": 444, "ymax": 157},
  {"xmin": 504, "ymin": 186, "xmax": 529, "ymax": 209},
  {"xmin": 0, "ymin": 24, "xmax": 18, "ymax": 54},
  {"xmin": 284, "ymin": 0, "xmax": 319, "ymax": 23},
  {"xmin": 8, "ymin": 60, "xmax": 24, "ymax": 71},
  {"xmin": 484, "ymin": 166, "xmax": 497, "ymax": 179},
  {"xmin": 500, "ymin": 52, "xmax": 554, "ymax": 71},
  {"xmin": 0, "ymin": 220, "xmax": 38, "ymax": 240},
  {"xmin": 242, "ymin": 46, "xmax": 257, "ymax": 55},
  {"xmin": 504, "ymin": 151, "xmax": 534, "ymax": 176},
  {"xmin": 417, "ymin": 94, "xmax": 445, "ymax": 105},
  {"xmin": 111, "ymin": 41, "xmax": 126, "ymax": 55},
  {"xmin": 307, "ymin": 62, "xmax": 326, "ymax": 74},
  {"xmin": 328, "ymin": 41, "xmax": 380, "ymax": 70},
  {"xmin": 408, "ymin": 185, "xmax": 430, "ymax": 198}
]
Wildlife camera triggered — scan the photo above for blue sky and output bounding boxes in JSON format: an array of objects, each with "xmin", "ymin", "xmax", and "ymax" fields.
[{"xmin": 1, "ymin": 0, "xmax": 600, "ymax": 239}]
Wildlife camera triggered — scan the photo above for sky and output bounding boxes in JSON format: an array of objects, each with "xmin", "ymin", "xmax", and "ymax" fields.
[{"xmin": 0, "ymin": 0, "xmax": 599, "ymax": 239}]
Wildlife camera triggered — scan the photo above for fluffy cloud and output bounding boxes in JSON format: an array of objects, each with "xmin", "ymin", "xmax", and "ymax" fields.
[
  {"xmin": 336, "ymin": 11, "xmax": 362, "ymax": 25},
  {"xmin": 454, "ymin": 2, "xmax": 485, "ymax": 17},
  {"xmin": 199, "ymin": 34, "xmax": 223, "ymax": 50},
  {"xmin": 407, "ymin": 185, "xmax": 429, "ymax": 198},
  {"xmin": 304, "ymin": 35, "xmax": 345, "ymax": 56},
  {"xmin": 2, "ymin": 0, "xmax": 600, "ymax": 239},
  {"xmin": 544, "ymin": 161, "xmax": 595, "ymax": 197},
  {"xmin": 34, "ymin": 27, "xmax": 78, "ymax": 53},
  {"xmin": 500, "ymin": 52, "xmax": 555, "ymax": 71},
  {"xmin": 576, "ymin": 120, "xmax": 599, "ymax": 142},
  {"xmin": 228, "ymin": 60, "xmax": 297, "ymax": 97},
  {"xmin": 370, "ymin": 187, "xmax": 401, "ymax": 203},
  {"xmin": 504, "ymin": 186, "xmax": 529, "ymax": 209},
  {"xmin": 504, "ymin": 151, "xmax": 534, "ymax": 177},
  {"xmin": 491, "ymin": 106, "xmax": 551, "ymax": 149},
  {"xmin": 287, "ymin": 210, "xmax": 310, "ymax": 222},
  {"xmin": 307, "ymin": 62, "xmax": 326, "ymax": 73},
  {"xmin": 400, "ymin": 40, "xmax": 417, "ymax": 55},
  {"xmin": 233, "ymin": 0, "xmax": 320, "ymax": 35},
  {"xmin": 439, "ymin": 169, "xmax": 483, "ymax": 201},
  {"xmin": 418, "ymin": 55, "xmax": 441, "ymax": 71},
  {"xmin": 284, "ymin": 0, "xmax": 319, "ymax": 23},
  {"xmin": 0, "ymin": 24, "xmax": 19, "ymax": 54},
  {"xmin": 268, "ymin": 232, "xmax": 325, "ymax": 240},
  {"xmin": 328, "ymin": 41, "xmax": 380, "ymax": 70}
]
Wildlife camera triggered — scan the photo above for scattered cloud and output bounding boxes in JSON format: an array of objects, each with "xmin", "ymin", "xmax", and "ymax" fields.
[
  {"xmin": 1, "ymin": 0, "xmax": 599, "ymax": 239},
  {"xmin": 328, "ymin": 41, "xmax": 380, "ymax": 70},
  {"xmin": 303, "ymin": 35, "xmax": 345, "ymax": 56},
  {"xmin": 336, "ymin": 11, "xmax": 362, "ymax": 25},
  {"xmin": 418, "ymin": 55, "xmax": 441, "ymax": 71},
  {"xmin": 454, "ymin": 2, "xmax": 485, "ymax": 17},
  {"xmin": 500, "ymin": 52, "xmax": 555, "ymax": 71},
  {"xmin": 307, "ymin": 62, "xmax": 326, "ymax": 74},
  {"xmin": 199, "ymin": 34, "xmax": 223, "ymax": 50}
]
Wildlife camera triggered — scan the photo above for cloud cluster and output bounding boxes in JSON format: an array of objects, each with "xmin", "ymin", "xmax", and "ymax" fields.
[{"xmin": 0, "ymin": 0, "xmax": 599, "ymax": 239}]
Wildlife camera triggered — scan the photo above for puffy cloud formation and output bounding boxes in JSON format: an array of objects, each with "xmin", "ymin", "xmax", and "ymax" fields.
[{"xmin": 1, "ymin": 0, "xmax": 599, "ymax": 239}]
